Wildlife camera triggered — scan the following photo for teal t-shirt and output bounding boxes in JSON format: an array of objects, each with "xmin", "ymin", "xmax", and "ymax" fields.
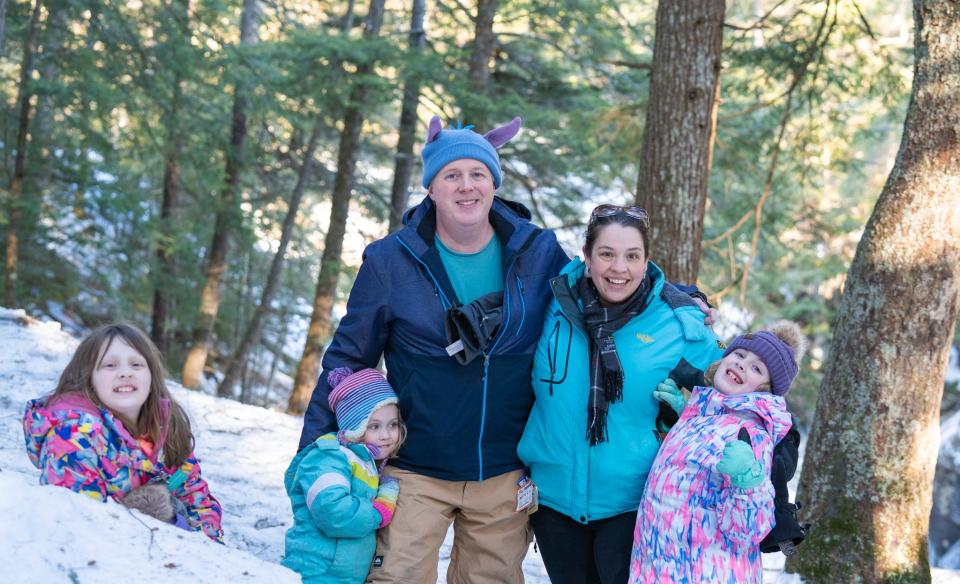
[{"xmin": 435, "ymin": 233, "xmax": 504, "ymax": 305}]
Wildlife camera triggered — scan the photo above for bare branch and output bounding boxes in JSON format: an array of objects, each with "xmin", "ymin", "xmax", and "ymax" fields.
[
  {"xmin": 724, "ymin": 0, "xmax": 791, "ymax": 33},
  {"xmin": 850, "ymin": 0, "xmax": 878, "ymax": 40},
  {"xmin": 600, "ymin": 59, "xmax": 652, "ymax": 71}
]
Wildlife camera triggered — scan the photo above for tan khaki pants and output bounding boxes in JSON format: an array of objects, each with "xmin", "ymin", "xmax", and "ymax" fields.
[{"xmin": 365, "ymin": 467, "xmax": 530, "ymax": 584}]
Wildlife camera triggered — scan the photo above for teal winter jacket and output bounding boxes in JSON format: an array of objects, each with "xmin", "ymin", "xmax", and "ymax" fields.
[
  {"xmin": 283, "ymin": 434, "xmax": 383, "ymax": 584},
  {"xmin": 518, "ymin": 258, "xmax": 723, "ymax": 523}
]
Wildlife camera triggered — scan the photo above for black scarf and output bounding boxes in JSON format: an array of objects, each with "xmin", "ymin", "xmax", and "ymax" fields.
[{"xmin": 572, "ymin": 271, "xmax": 653, "ymax": 445}]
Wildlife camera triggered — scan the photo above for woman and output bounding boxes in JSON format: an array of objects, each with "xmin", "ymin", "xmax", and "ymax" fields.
[{"xmin": 517, "ymin": 204, "xmax": 723, "ymax": 583}]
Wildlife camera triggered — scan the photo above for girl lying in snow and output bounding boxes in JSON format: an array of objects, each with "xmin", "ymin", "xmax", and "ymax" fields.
[{"xmin": 22, "ymin": 323, "xmax": 223, "ymax": 542}]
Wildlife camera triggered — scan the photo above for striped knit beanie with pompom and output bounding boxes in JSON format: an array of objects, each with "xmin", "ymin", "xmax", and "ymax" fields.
[
  {"xmin": 327, "ymin": 367, "xmax": 399, "ymax": 443},
  {"xmin": 723, "ymin": 320, "xmax": 807, "ymax": 396}
]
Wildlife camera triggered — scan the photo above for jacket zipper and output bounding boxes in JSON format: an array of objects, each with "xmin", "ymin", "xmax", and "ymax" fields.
[
  {"xmin": 477, "ymin": 255, "xmax": 522, "ymax": 481},
  {"xmin": 514, "ymin": 276, "xmax": 526, "ymax": 337}
]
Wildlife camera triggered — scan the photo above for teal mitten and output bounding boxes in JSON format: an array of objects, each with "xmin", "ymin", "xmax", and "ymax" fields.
[
  {"xmin": 652, "ymin": 378, "xmax": 686, "ymax": 416},
  {"xmin": 716, "ymin": 439, "xmax": 764, "ymax": 489}
]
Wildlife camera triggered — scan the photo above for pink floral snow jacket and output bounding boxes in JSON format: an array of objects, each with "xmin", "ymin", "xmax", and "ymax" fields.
[
  {"xmin": 22, "ymin": 393, "xmax": 224, "ymax": 542},
  {"xmin": 629, "ymin": 385, "xmax": 791, "ymax": 584}
]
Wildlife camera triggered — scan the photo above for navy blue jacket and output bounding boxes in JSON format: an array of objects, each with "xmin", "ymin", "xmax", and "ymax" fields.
[{"xmin": 299, "ymin": 196, "xmax": 570, "ymax": 481}]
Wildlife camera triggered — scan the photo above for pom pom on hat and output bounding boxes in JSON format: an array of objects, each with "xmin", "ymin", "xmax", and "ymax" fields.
[
  {"xmin": 326, "ymin": 368, "xmax": 399, "ymax": 443},
  {"xmin": 766, "ymin": 320, "xmax": 807, "ymax": 364},
  {"xmin": 327, "ymin": 366, "xmax": 353, "ymax": 390},
  {"xmin": 724, "ymin": 320, "xmax": 806, "ymax": 396}
]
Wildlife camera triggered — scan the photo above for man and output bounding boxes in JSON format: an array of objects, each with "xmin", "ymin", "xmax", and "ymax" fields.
[{"xmin": 299, "ymin": 116, "xmax": 569, "ymax": 584}]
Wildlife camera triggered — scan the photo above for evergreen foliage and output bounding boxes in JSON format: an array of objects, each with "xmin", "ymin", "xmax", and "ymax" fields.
[{"xmin": 0, "ymin": 0, "xmax": 924, "ymax": 419}]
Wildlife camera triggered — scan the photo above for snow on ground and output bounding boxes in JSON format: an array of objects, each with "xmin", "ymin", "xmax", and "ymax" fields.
[
  {"xmin": 2, "ymin": 310, "xmax": 958, "ymax": 583},
  {"xmin": 0, "ymin": 312, "xmax": 300, "ymax": 583}
]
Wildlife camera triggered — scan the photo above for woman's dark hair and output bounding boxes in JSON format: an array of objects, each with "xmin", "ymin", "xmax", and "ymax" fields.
[
  {"xmin": 49, "ymin": 323, "xmax": 195, "ymax": 468},
  {"xmin": 583, "ymin": 204, "xmax": 651, "ymax": 258}
]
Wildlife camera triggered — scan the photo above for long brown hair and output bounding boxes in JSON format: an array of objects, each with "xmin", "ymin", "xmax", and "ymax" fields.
[{"xmin": 50, "ymin": 323, "xmax": 194, "ymax": 468}]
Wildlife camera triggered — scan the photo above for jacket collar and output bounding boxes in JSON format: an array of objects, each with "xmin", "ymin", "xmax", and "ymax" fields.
[
  {"xmin": 694, "ymin": 385, "xmax": 793, "ymax": 444},
  {"xmin": 397, "ymin": 196, "xmax": 541, "ymax": 306},
  {"xmin": 39, "ymin": 393, "xmax": 171, "ymax": 462},
  {"xmin": 550, "ymin": 258, "xmax": 667, "ymax": 327}
]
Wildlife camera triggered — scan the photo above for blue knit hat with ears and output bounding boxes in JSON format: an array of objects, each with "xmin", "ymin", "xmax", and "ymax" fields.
[
  {"xmin": 723, "ymin": 320, "xmax": 807, "ymax": 396},
  {"xmin": 420, "ymin": 116, "xmax": 522, "ymax": 189}
]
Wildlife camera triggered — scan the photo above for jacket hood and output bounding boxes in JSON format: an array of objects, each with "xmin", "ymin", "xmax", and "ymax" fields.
[
  {"xmin": 495, "ymin": 197, "xmax": 532, "ymax": 220},
  {"xmin": 23, "ymin": 393, "xmax": 170, "ymax": 469},
  {"xmin": 284, "ymin": 433, "xmax": 376, "ymax": 496}
]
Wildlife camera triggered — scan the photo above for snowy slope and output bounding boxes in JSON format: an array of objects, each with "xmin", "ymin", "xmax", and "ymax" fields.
[
  {"xmin": 0, "ymin": 311, "xmax": 299, "ymax": 583},
  {"xmin": 3, "ymin": 311, "xmax": 958, "ymax": 583}
]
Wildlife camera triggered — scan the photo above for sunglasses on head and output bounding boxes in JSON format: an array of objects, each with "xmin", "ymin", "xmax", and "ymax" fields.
[{"xmin": 588, "ymin": 204, "xmax": 649, "ymax": 227}]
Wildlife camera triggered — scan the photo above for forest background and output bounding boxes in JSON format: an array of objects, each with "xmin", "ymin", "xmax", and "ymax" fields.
[
  {"xmin": 4, "ymin": 0, "xmax": 960, "ymax": 581},
  {"xmin": 2, "ymin": 0, "xmax": 938, "ymax": 421}
]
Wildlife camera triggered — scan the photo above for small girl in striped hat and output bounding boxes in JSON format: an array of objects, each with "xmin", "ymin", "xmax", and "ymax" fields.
[{"xmin": 283, "ymin": 367, "xmax": 406, "ymax": 584}]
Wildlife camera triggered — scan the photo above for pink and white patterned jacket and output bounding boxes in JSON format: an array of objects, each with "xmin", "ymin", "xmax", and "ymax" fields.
[
  {"xmin": 23, "ymin": 393, "xmax": 223, "ymax": 542},
  {"xmin": 629, "ymin": 385, "xmax": 792, "ymax": 584}
]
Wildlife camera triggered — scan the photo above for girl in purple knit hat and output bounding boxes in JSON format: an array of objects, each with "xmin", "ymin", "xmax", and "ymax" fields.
[{"xmin": 629, "ymin": 321, "xmax": 806, "ymax": 584}]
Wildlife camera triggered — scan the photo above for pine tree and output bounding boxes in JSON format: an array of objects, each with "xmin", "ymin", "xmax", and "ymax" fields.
[
  {"xmin": 287, "ymin": 0, "xmax": 388, "ymax": 414},
  {"xmin": 388, "ymin": 0, "xmax": 426, "ymax": 233},
  {"xmin": 181, "ymin": 0, "xmax": 261, "ymax": 388},
  {"xmin": 4, "ymin": 0, "xmax": 43, "ymax": 308}
]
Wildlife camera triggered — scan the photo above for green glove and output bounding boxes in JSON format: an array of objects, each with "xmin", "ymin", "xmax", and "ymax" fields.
[
  {"xmin": 653, "ymin": 378, "xmax": 686, "ymax": 416},
  {"xmin": 716, "ymin": 439, "xmax": 764, "ymax": 489}
]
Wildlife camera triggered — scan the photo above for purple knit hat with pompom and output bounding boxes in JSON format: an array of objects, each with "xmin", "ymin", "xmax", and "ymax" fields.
[
  {"xmin": 723, "ymin": 321, "xmax": 806, "ymax": 396},
  {"xmin": 327, "ymin": 367, "xmax": 398, "ymax": 442}
]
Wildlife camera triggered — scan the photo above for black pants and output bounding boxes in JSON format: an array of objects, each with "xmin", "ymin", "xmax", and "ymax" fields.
[{"xmin": 530, "ymin": 504, "xmax": 637, "ymax": 584}]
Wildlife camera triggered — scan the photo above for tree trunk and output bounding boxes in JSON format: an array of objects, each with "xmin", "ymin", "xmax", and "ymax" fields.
[
  {"xmin": 151, "ymin": 0, "xmax": 190, "ymax": 354},
  {"xmin": 181, "ymin": 0, "xmax": 261, "ymax": 389},
  {"xmin": 388, "ymin": 0, "xmax": 426, "ymax": 233},
  {"xmin": 151, "ymin": 152, "xmax": 181, "ymax": 353},
  {"xmin": 4, "ymin": 0, "xmax": 43, "ymax": 308},
  {"xmin": 790, "ymin": 2, "xmax": 960, "ymax": 581},
  {"xmin": 0, "ymin": 0, "xmax": 7, "ymax": 54},
  {"xmin": 468, "ymin": 0, "xmax": 498, "ymax": 94},
  {"xmin": 217, "ymin": 119, "xmax": 323, "ymax": 397},
  {"xmin": 31, "ymin": 0, "xmax": 65, "ymax": 190},
  {"xmin": 264, "ymin": 315, "xmax": 288, "ymax": 402},
  {"xmin": 287, "ymin": 0, "xmax": 386, "ymax": 415},
  {"xmin": 633, "ymin": 0, "xmax": 724, "ymax": 285}
]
